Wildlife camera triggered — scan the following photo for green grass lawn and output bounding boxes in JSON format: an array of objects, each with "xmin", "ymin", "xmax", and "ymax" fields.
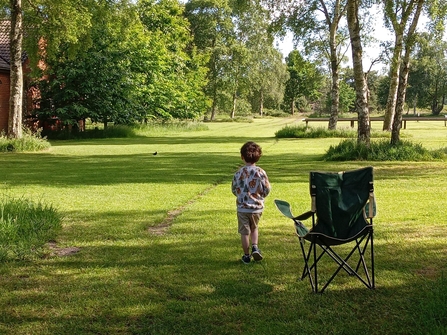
[{"xmin": 1, "ymin": 117, "xmax": 446, "ymax": 334}]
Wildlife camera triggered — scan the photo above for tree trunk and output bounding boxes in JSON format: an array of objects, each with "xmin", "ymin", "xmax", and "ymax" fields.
[
  {"xmin": 328, "ymin": 66, "xmax": 340, "ymax": 130},
  {"xmin": 210, "ymin": 85, "xmax": 217, "ymax": 120},
  {"xmin": 290, "ymin": 98, "xmax": 295, "ymax": 115},
  {"xmin": 391, "ymin": 56, "xmax": 410, "ymax": 145},
  {"xmin": 431, "ymin": 79, "xmax": 444, "ymax": 115},
  {"xmin": 326, "ymin": 0, "xmax": 343, "ymax": 130},
  {"xmin": 347, "ymin": 0, "xmax": 370, "ymax": 145},
  {"xmin": 431, "ymin": 81, "xmax": 436, "ymax": 114},
  {"xmin": 383, "ymin": 33, "xmax": 403, "ymax": 131},
  {"xmin": 209, "ymin": 37, "xmax": 218, "ymax": 121},
  {"xmin": 441, "ymin": 90, "xmax": 446, "ymax": 115},
  {"xmin": 8, "ymin": 0, "xmax": 23, "ymax": 139},
  {"xmin": 230, "ymin": 90, "xmax": 236, "ymax": 119},
  {"xmin": 259, "ymin": 89, "xmax": 264, "ymax": 116}
]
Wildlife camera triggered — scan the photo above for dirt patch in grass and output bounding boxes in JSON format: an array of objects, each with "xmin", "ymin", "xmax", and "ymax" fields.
[
  {"xmin": 48, "ymin": 241, "xmax": 81, "ymax": 257},
  {"xmin": 415, "ymin": 266, "xmax": 439, "ymax": 279},
  {"xmin": 148, "ymin": 181, "xmax": 222, "ymax": 235},
  {"xmin": 147, "ymin": 223, "xmax": 171, "ymax": 235}
]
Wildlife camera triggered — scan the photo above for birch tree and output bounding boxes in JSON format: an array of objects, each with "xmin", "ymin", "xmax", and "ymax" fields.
[
  {"xmin": 381, "ymin": 0, "xmax": 446, "ymax": 141},
  {"xmin": 390, "ymin": 0, "xmax": 424, "ymax": 144},
  {"xmin": 381, "ymin": 0, "xmax": 425, "ymax": 131},
  {"xmin": 321, "ymin": 0, "xmax": 349, "ymax": 130},
  {"xmin": 265, "ymin": 0, "xmax": 350, "ymax": 129},
  {"xmin": 346, "ymin": 0, "xmax": 369, "ymax": 145},
  {"xmin": 8, "ymin": 0, "xmax": 22, "ymax": 138},
  {"xmin": 249, "ymin": 45, "xmax": 287, "ymax": 116}
]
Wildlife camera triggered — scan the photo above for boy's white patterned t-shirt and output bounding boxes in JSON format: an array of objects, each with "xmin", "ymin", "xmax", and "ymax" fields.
[{"xmin": 232, "ymin": 165, "xmax": 271, "ymax": 213}]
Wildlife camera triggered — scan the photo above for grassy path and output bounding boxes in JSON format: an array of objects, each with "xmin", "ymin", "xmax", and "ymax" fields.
[{"xmin": 0, "ymin": 117, "xmax": 446, "ymax": 334}]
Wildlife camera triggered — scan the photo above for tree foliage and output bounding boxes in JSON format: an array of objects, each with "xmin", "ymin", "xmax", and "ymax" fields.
[
  {"xmin": 36, "ymin": 0, "xmax": 209, "ymax": 127},
  {"xmin": 0, "ymin": 0, "xmax": 92, "ymax": 138},
  {"xmin": 37, "ymin": 1, "xmax": 138, "ymax": 127},
  {"xmin": 266, "ymin": 0, "xmax": 351, "ymax": 128},
  {"xmin": 3, "ymin": 0, "xmax": 447, "ymax": 136},
  {"xmin": 136, "ymin": 0, "xmax": 209, "ymax": 120},
  {"xmin": 407, "ymin": 32, "xmax": 447, "ymax": 115},
  {"xmin": 186, "ymin": 0, "xmax": 286, "ymax": 119},
  {"xmin": 284, "ymin": 50, "xmax": 324, "ymax": 115}
]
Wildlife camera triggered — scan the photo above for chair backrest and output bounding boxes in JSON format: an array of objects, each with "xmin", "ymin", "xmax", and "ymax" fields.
[{"xmin": 310, "ymin": 166, "xmax": 374, "ymax": 240}]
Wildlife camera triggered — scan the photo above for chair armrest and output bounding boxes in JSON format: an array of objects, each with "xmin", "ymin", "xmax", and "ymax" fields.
[
  {"xmin": 295, "ymin": 211, "xmax": 314, "ymax": 221},
  {"xmin": 294, "ymin": 219, "xmax": 309, "ymax": 236}
]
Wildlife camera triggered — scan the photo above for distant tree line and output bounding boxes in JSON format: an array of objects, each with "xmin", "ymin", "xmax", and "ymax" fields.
[{"xmin": 1, "ymin": 0, "xmax": 446, "ymax": 145}]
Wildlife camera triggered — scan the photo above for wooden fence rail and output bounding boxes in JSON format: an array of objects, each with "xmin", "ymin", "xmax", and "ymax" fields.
[{"xmin": 302, "ymin": 116, "xmax": 447, "ymax": 129}]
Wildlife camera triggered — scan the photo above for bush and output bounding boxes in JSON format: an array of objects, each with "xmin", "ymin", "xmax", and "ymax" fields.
[
  {"xmin": 43, "ymin": 121, "xmax": 209, "ymax": 139},
  {"xmin": 134, "ymin": 120, "xmax": 209, "ymax": 134},
  {"xmin": 324, "ymin": 139, "xmax": 447, "ymax": 161},
  {"xmin": 0, "ymin": 129, "xmax": 51, "ymax": 152},
  {"xmin": 276, "ymin": 124, "xmax": 392, "ymax": 139},
  {"xmin": 207, "ymin": 116, "xmax": 254, "ymax": 123},
  {"xmin": 261, "ymin": 109, "xmax": 290, "ymax": 118},
  {"xmin": 275, "ymin": 125, "xmax": 357, "ymax": 139},
  {"xmin": 0, "ymin": 197, "xmax": 62, "ymax": 261},
  {"xmin": 42, "ymin": 125, "xmax": 138, "ymax": 140}
]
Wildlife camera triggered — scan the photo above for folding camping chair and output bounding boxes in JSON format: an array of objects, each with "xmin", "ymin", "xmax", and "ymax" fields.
[{"xmin": 275, "ymin": 166, "xmax": 376, "ymax": 293}]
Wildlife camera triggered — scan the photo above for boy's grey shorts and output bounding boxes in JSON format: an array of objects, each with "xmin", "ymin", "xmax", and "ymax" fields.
[{"xmin": 237, "ymin": 212, "xmax": 262, "ymax": 235}]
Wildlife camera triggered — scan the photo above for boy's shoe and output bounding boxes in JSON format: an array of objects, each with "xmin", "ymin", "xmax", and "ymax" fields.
[
  {"xmin": 251, "ymin": 246, "xmax": 263, "ymax": 261},
  {"xmin": 241, "ymin": 254, "xmax": 251, "ymax": 264}
]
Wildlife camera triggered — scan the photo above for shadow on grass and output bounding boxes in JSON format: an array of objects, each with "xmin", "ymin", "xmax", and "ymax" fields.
[
  {"xmin": 2, "ymin": 152, "xmax": 236, "ymax": 186},
  {"xmin": 48, "ymin": 135, "xmax": 266, "ymax": 147},
  {"xmin": 1, "ymin": 151, "xmax": 326, "ymax": 188},
  {"xmin": 1, "ymin": 135, "xmax": 447, "ymax": 334},
  {"xmin": 1, "ymin": 230, "xmax": 445, "ymax": 335},
  {"xmin": 7, "ymin": 136, "xmax": 442, "ymax": 190}
]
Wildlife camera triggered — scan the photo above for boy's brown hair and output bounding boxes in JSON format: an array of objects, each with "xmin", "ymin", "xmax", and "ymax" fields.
[{"xmin": 240, "ymin": 141, "xmax": 262, "ymax": 164}]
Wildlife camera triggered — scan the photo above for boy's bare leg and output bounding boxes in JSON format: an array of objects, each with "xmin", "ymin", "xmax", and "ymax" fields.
[
  {"xmin": 250, "ymin": 228, "xmax": 263, "ymax": 261},
  {"xmin": 241, "ymin": 234, "xmax": 250, "ymax": 255},
  {"xmin": 250, "ymin": 228, "xmax": 258, "ymax": 246}
]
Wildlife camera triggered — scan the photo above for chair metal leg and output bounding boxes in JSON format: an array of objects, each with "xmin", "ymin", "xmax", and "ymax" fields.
[
  {"xmin": 299, "ymin": 239, "xmax": 315, "ymax": 291},
  {"xmin": 320, "ymin": 240, "xmax": 371, "ymax": 293},
  {"xmin": 371, "ymin": 228, "xmax": 375, "ymax": 289},
  {"xmin": 301, "ymin": 231, "xmax": 375, "ymax": 293}
]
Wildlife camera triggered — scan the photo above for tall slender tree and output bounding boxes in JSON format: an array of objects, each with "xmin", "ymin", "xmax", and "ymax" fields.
[
  {"xmin": 346, "ymin": 0, "xmax": 369, "ymax": 145},
  {"xmin": 249, "ymin": 47, "xmax": 287, "ymax": 116},
  {"xmin": 264, "ymin": 0, "xmax": 350, "ymax": 129},
  {"xmin": 381, "ymin": 0, "xmax": 425, "ymax": 131},
  {"xmin": 8, "ymin": 0, "xmax": 23, "ymax": 138},
  {"xmin": 185, "ymin": 0, "xmax": 234, "ymax": 120},
  {"xmin": 391, "ymin": 0, "xmax": 424, "ymax": 145},
  {"xmin": 241, "ymin": 1, "xmax": 287, "ymax": 116},
  {"xmin": 321, "ymin": 0, "xmax": 349, "ymax": 130}
]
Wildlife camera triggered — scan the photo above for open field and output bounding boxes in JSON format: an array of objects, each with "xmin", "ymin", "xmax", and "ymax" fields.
[{"xmin": 1, "ymin": 117, "xmax": 446, "ymax": 334}]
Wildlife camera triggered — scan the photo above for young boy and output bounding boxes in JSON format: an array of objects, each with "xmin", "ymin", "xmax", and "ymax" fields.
[{"xmin": 231, "ymin": 141, "xmax": 271, "ymax": 264}]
